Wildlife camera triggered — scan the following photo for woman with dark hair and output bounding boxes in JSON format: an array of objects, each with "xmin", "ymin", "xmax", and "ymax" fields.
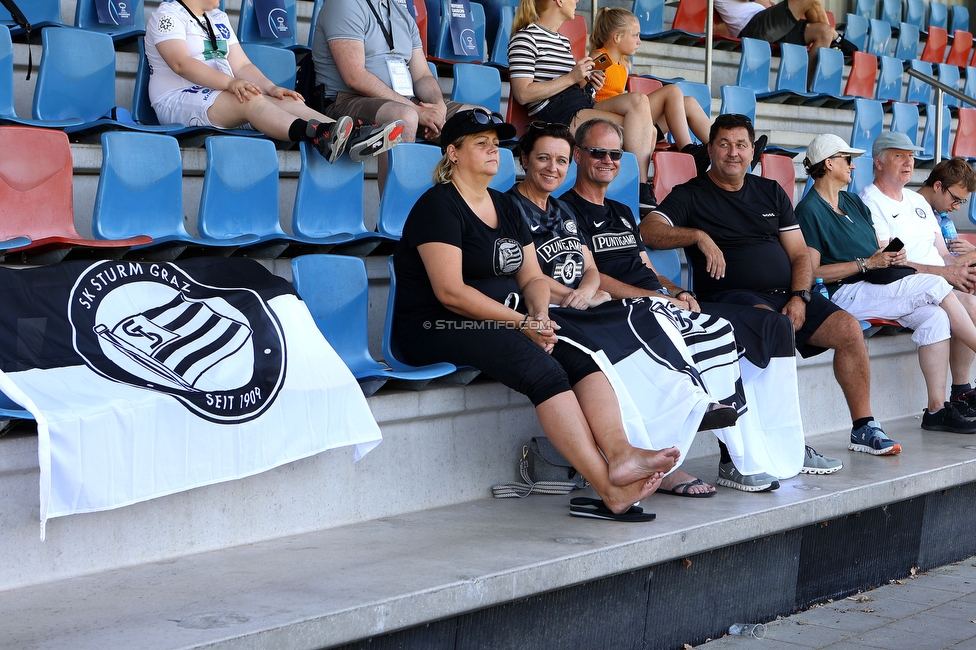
[{"xmin": 391, "ymin": 109, "xmax": 680, "ymax": 515}]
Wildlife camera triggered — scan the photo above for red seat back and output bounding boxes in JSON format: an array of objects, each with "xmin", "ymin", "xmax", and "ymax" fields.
[
  {"xmin": 760, "ymin": 154, "xmax": 796, "ymax": 205},
  {"xmin": 652, "ymin": 151, "xmax": 696, "ymax": 202},
  {"xmin": 627, "ymin": 75, "xmax": 663, "ymax": 94},
  {"xmin": 505, "ymin": 93, "xmax": 531, "ymax": 138},
  {"xmin": 844, "ymin": 52, "xmax": 879, "ymax": 98},
  {"xmin": 920, "ymin": 26, "xmax": 948, "ymax": 63},
  {"xmin": 558, "ymin": 15, "xmax": 587, "ymax": 60},
  {"xmin": 413, "ymin": 0, "xmax": 428, "ymax": 56},
  {"xmin": 672, "ymin": 0, "xmax": 707, "ymax": 34},
  {"xmin": 952, "ymin": 106, "xmax": 976, "ymax": 158},
  {"xmin": 946, "ymin": 29, "xmax": 973, "ymax": 67}
]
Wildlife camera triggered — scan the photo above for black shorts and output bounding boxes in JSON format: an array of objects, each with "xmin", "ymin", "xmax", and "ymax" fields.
[
  {"xmin": 708, "ymin": 289, "xmax": 844, "ymax": 358},
  {"xmin": 739, "ymin": 1, "xmax": 807, "ymax": 46},
  {"xmin": 532, "ymin": 86, "xmax": 596, "ymax": 127}
]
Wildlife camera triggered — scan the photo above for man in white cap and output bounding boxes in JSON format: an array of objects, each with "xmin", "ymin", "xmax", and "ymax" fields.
[
  {"xmin": 798, "ymin": 134, "xmax": 976, "ymax": 435},
  {"xmin": 860, "ymin": 133, "xmax": 976, "ymax": 421}
]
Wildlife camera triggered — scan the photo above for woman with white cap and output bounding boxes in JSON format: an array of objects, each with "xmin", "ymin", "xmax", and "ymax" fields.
[{"xmin": 796, "ymin": 133, "xmax": 976, "ymax": 435}]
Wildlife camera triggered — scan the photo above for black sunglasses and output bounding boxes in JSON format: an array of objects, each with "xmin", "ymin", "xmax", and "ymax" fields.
[
  {"xmin": 468, "ymin": 108, "xmax": 504, "ymax": 126},
  {"xmin": 828, "ymin": 154, "xmax": 853, "ymax": 164},
  {"xmin": 582, "ymin": 146, "xmax": 624, "ymax": 161}
]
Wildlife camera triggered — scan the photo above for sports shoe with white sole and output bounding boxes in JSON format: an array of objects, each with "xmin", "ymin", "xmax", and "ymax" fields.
[
  {"xmin": 347, "ymin": 119, "xmax": 406, "ymax": 162},
  {"xmin": 308, "ymin": 116, "xmax": 353, "ymax": 163},
  {"xmin": 849, "ymin": 419, "xmax": 900, "ymax": 455},
  {"xmin": 717, "ymin": 461, "xmax": 779, "ymax": 492},
  {"xmin": 799, "ymin": 445, "xmax": 843, "ymax": 475}
]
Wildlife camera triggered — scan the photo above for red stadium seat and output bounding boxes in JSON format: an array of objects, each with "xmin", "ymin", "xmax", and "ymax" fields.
[
  {"xmin": 843, "ymin": 52, "xmax": 879, "ymax": 98},
  {"xmin": 672, "ymin": 0, "xmax": 707, "ymax": 34},
  {"xmin": 951, "ymin": 106, "xmax": 976, "ymax": 158},
  {"xmin": 505, "ymin": 93, "xmax": 531, "ymax": 138},
  {"xmin": 652, "ymin": 151, "xmax": 696, "ymax": 202},
  {"xmin": 760, "ymin": 154, "xmax": 796, "ymax": 204},
  {"xmin": 920, "ymin": 26, "xmax": 948, "ymax": 63},
  {"xmin": 946, "ymin": 30, "xmax": 973, "ymax": 67},
  {"xmin": 413, "ymin": 0, "xmax": 428, "ymax": 56},
  {"xmin": 558, "ymin": 14, "xmax": 588, "ymax": 61},
  {"xmin": 627, "ymin": 75, "xmax": 663, "ymax": 94}
]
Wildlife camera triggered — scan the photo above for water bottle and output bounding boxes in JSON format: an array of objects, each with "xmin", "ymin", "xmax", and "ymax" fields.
[
  {"xmin": 728, "ymin": 623, "xmax": 766, "ymax": 638},
  {"xmin": 940, "ymin": 213, "xmax": 959, "ymax": 256},
  {"xmin": 813, "ymin": 278, "xmax": 829, "ymax": 300}
]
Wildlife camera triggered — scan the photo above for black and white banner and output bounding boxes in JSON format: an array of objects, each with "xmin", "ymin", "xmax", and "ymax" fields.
[{"xmin": 0, "ymin": 259, "xmax": 381, "ymax": 538}]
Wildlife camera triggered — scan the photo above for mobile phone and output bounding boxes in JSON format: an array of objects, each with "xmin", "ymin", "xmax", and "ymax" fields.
[
  {"xmin": 592, "ymin": 53, "xmax": 612, "ymax": 71},
  {"xmin": 882, "ymin": 237, "xmax": 904, "ymax": 253}
]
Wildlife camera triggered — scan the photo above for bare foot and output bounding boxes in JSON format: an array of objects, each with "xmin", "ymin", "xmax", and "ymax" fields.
[
  {"xmin": 607, "ymin": 446, "xmax": 679, "ymax": 487},
  {"xmin": 659, "ymin": 469, "xmax": 716, "ymax": 495},
  {"xmin": 601, "ymin": 473, "xmax": 664, "ymax": 513}
]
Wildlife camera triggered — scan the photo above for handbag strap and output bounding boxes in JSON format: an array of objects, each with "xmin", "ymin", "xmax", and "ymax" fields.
[{"xmin": 491, "ymin": 446, "xmax": 582, "ymax": 498}]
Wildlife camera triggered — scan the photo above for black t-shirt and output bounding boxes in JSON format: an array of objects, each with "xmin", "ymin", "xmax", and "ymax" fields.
[
  {"xmin": 506, "ymin": 188, "xmax": 586, "ymax": 289},
  {"xmin": 654, "ymin": 174, "xmax": 797, "ymax": 299},
  {"xmin": 392, "ymin": 183, "xmax": 534, "ymax": 329},
  {"xmin": 560, "ymin": 190, "xmax": 664, "ymax": 293}
]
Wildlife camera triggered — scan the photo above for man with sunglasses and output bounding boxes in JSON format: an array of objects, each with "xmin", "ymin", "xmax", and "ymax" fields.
[
  {"xmin": 861, "ymin": 140, "xmax": 976, "ymax": 418},
  {"xmin": 641, "ymin": 114, "xmax": 892, "ymax": 463}
]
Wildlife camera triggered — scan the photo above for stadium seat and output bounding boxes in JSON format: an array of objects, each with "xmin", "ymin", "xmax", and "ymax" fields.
[
  {"xmin": 906, "ymin": 59, "xmax": 935, "ymax": 104},
  {"xmin": 382, "ymin": 256, "xmax": 467, "ymax": 384},
  {"xmin": 881, "ymin": 0, "xmax": 902, "ymax": 28},
  {"xmin": 952, "ymin": 6, "xmax": 970, "ymax": 34},
  {"xmin": 920, "ymin": 26, "xmax": 948, "ymax": 62},
  {"xmin": 928, "ymin": 2, "xmax": 949, "ymax": 32},
  {"xmin": 735, "ymin": 38, "xmax": 771, "ymax": 95},
  {"xmin": 890, "ymin": 101, "xmax": 920, "ymax": 146},
  {"xmin": 0, "ymin": 126, "xmax": 151, "ymax": 263},
  {"xmin": 636, "ymin": 0, "xmax": 706, "ymax": 44},
  {"xmin": 308, "ymin": 0, "xmax": 324, "ymax": 48},
  {"xmin": 74, "ymin": 0, "xmax": 145, "ymax": 42},
  {"xmin": 608, "ymin": 152, "xmax": 641, "ymax": 218},
  {"xmin": 854, "ymin": 0, "xmax": 878, "ymax": 21},
  {"xmin": 867, "ymin": 19, "xmax": 891, "ymax": 57},
  {"xmin": 952, "ymin": 106, "xmax": 976, "ymax": 159},
  {"xmin": 652, "ymin": 151, "xmax": 696, "ymax": 202},
  {"xmin": 553, "ymin": 160, "xmax": 578, "ymax": 197},
  {"xmin": 676, "ymin": 81, "xmax": 712, "ymax": 117},
  {"xmin": 893, "ymin": 22, "xmax": 920, "ymax": 61},
  {"xmin": 670, "ymin": 0, "xmax": 707, "ymax": 35},
  {"xmin": 645, "ymin": 249, "xmax": 682, "ymax": 286},
  {"xmin": 558, "ymin": 14, "xmax": 587, "ymax": 61},
  {"xmin": 487, "ymin": 4, "xmax": 512, "ymax": 68},
  {"xmin": 844, "ymin": 52, "xmax": 879, "ymax": 99},
  {"xmin": 627, "ymin": 76, "xmax": 663, "ymax": 94},
  {"xmin": 945, "ymin": 30, "xmax": 974, "ymax": 68},
  {"xmin": 292, "ymin": 142, "xmax": 380, "ymax": 255},
  {"xmin": 936, "ymin": 63, "xmax": 961, "ymax": 107},
  {"xmin": 377, "ymin": 143, "xmax": 444, "ymax": 240},
  {"xmin": 32, "ymin": 29, "xmax": 173, "ymax": 136},
  {"xmin": 505, "ymin": 93, "xmax": 531, "ymax": 139},
  {"xmin": 490, "ymin": 147, "xmax": 517, "ymax": 192},
  {"xmin": 0, "ymin": 27, "xmax": 81, "ymax": 128},
  {"xmin": 450, "ymin": 63, "xmax": 502, "ymax": 113},
  {"xmin": 757, "ymin": 42, "xmax": 824, "ymax": 105},
  {"xmin": 129, "ymin": 38, "xmax": 215, "ymax": 137},
  {"xmin": 240, "ymin": 43, "xmax": 297, "ymax": 90},
  {"xmin": 93, "ymin": 132, "xmax": 257, "ymax": 260},
  {"xmin": 760, "ymin": 154, "xmax": 796, "ymax": 204},
  {"xmin": 920, "ymin": 104, "xmax": 952, "ymax": 161},
  {"xmin": 432, "ymin": 0, "xmax": 486, "ymax": 63},
  {"xmin": 0, "ymin": 0, "xmax": 62, "ymax": 36},
  {"xmin": 810, "ymin": 47, "xmax": 854, "ymax": 108},
  {"xmin": 876, "ymin": 55, "xmax": 904, "ymax": 102},
  {"xmin": 847, "ymin": 156, "xmax": 874, "ymax": 194},
  {"xmin": 964, "ymin": 66, "xmax": 976, "ymax": 99},
  {"xmin": 844, "ymin": 14, "xmax": 870, "ymax": 52},
  {"xmin": 293, "ymin": 255, "xmax": 448, "ymax": 394},
  {"xmin": 633, "ymin": 0, "xmax": 666, "ymax": 38},
  {"xmin": 719, "ymin": 84, "xmax": 756, "ymax": 123},
  {"xmin": 969, "ymin": 193, "xmax": 976, "ymax": 224},
  {"xmin": 851, "ymin": 98, "xmax": 884, "ymax": 151},
  {"xmin": 237, "ymin": 0, "xmax": 305, "ymax": 51},
  {"xmin": 472, "ymin": 0, "xmax": 501, "ymax": 57},
  {"xmin": 905, "ymin": 0, "xmax": 925, "ymax": 32},
  {"xmin": 0, "ymin": 392, "xmax": 32, "ymax": 421},
  {"xmin": 423, "ymin": 0, "xmax": 441, "ymax": 52}
]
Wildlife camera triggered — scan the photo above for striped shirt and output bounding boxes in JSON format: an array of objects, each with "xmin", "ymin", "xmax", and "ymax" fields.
[{"xmin": 508, "ymin": 23, "xmax": 577, "ymax": 115}]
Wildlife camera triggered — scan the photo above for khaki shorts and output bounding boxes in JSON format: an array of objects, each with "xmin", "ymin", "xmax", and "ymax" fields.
[{"xmin": 324, "ymin": 92, "xmax": 470, "ymax": 143}]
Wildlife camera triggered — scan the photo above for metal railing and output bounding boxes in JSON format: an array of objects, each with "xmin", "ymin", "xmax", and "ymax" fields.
[{"xmin": 905, "ymin": 66, "xmax": 976, "ymax": 163}]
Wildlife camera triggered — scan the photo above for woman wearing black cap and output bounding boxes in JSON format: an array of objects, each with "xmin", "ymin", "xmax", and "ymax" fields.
[{"xmin": 392, "ymin": 109, "xmax": 680, "ymax": 515}]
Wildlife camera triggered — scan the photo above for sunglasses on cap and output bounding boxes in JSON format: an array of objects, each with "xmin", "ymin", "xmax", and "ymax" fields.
[
  {"xmin": 582, "ymin": 146, "xmax": 624, "ymax": 161},
  {"xmin": 467, "ymin": 108, "xmax": 504, "ymax": 126}
]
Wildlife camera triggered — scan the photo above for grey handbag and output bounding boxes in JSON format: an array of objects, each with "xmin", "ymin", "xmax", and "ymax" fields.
[{"xmin": 491, "ymin": 436, "xmax": 589, "ymax": 498}]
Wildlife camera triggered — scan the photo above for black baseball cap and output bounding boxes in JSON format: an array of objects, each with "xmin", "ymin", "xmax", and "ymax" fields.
[{"xmin": 440, "ymin": 108, "xmax": 516, "ymax": 152}]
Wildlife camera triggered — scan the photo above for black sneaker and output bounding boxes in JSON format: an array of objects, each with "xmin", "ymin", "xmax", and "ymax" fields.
[
  {"xmin": 347, "ymin": 119, "xmax": 406, "ymax": 162},
  {"xmin": 921, "ymin": 402, "xmax": 976, "ymax": 434},
  {"xmin": 750, "ymin": 134, "xmax": 767, "ymax": 171},
  {"xmin": 639, "ymin": 181, "xmax": 657, "ymax": 210},
  {"xmin": 682, "ymin": 142, "xmax": 710, "ymax": 176},
  {"xmin": 951, "ymin": 388, "xmax": 976, "ymax": 418},
  {"xmin": 308, "ymin": 116, "xmax": 353, "ymax": 163}
]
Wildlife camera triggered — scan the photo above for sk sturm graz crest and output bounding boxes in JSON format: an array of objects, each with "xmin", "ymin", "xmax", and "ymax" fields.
[{"xmin": 68, "ymin": 262, "xmax": 286, "ymax": 424}]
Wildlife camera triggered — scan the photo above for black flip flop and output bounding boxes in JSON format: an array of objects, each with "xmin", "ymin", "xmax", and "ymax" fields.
[
  {"xmin": 698, "ymin": 404, "xmax": 739, "ymax": 431},
  {"xmin": 569, "ymin": 497, "xmax": 655, "ymax": 522},
  {"xmin": 657, "ymin": 477, "xmax": 716, "ymax": 498}
]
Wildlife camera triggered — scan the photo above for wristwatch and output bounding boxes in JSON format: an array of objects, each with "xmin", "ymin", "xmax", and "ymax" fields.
[{"xmin": 791, "ymin": 289, "xmax": 812, "ymax": 303}]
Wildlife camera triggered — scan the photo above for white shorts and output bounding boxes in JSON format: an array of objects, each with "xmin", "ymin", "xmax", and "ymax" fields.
[
  {"xmin": 831, "ymin": 273, "xmax": 954, "ymax": 346},
  {"xmin": 153, "ymin": 86, "xmax": 223, "ymax": 127}
]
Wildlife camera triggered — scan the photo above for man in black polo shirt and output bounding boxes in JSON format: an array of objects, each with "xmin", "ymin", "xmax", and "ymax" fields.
[{"xmin": 641, "ymin": 114, "xmax": 900, "ymax": 458}]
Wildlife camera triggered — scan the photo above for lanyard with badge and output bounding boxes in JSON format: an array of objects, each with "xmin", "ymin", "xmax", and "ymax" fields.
[
  {"xmin": 366, "ymin": 0, "xmax": 414, "ymax": 97},
  {"xmin": 175, "ymin": 0, "xmax": 230, "ymax": 66}
]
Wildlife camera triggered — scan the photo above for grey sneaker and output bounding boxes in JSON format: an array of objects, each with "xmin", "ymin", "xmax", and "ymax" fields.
[
  {"xmin": 717, "ymin": 461, "xmax": 779, "ymax": 492},
  {"xmin": 849, "ymin": 420, "xmax": 901, "ymax": 455},
  {"xmin": 800, "ymin": 445, "xmax": 843, "ymax": 475}
]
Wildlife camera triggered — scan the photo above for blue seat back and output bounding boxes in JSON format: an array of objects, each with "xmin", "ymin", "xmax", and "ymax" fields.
[
  {"xmin": 867, "ymin": 19, "xmax": 891, "ymax": 57},
  {"xmin": 132, "ymin": 38, "xmax": 159, "ymax": 125},
  {"xmin": 93, "ymin": 132, "xmax": 187, "ymax": 241},
  {"xmin": 434, "ymin": 0, "xmax": 486, "ymax": 63},
  {"xmin": 854, "ymin": 0, "xmax": 877, "ymax": 20},
  {"xmin": 75, "ymin": 0, "xmax": 145, "ymax": 37},
  {"xmin": 292, "ymin": 255, "xmax": 377, "ymax": 373},
  {"xmin": 851, "ymin": 98, "xmax": 885, "ymax": 150},
  {"xmin": 881, "ymin": 0, "xmax": 902, "ymax": 27},
  {"xmin": 964, "ymin": 66, "xmax": 976, "ymax": 100},
  {"xmin": 890, "ymin": 101, "xmax": 920, "ymax": 145},
  {"xmin": 929, "ymin": 2, "xmax": 949, "ymax": 31},
  {"xmin": 489, "ymin": 147, "xmax": 517, "ymax": 191},
  {"xmin": 237, "ymin": 0, "xmax": 299, "ymax": 48},
  {"xmin": 606, "ymin": 152, "xmax": 640, "ymax": 217},
  {"xmin": 907, "ymin": 59, "xmax": 934, "ymax": 104},
  {"xmin": 450, "ymin": 63, "xmax": 502, "ymax": 112},
  {"xmin": 33, "ymin": 28, "xmax": 116, "ymax": 121},
  {"xmin": 633, "ymin": 0, "xmax": 665, "ymax": 36},
  {"xmin": 775, "ymin": 43, "xmax": 811, "ymax": 95},
  {"xmin": 293, "ymin": 142, "xmax": 368, "ymax": 239},
  {"xmin": 0, "ymin": 26, "xmax": 15, "ymax": 119},
  {"xmin": 676, "ymin": 81, "xmax": 712, "ymax": 117},
  {"xmin": 199, "ymin": 136, "xmax": 287, "ymax": 240},
  {"xmin": 719, "ymin": 85, "xmax": 756, "ymax": 123},
  {"xmin": 736, "ymin": 38, "xmax": 772, "ymax": 93},
  {"xmin": 893, "ymin": 22, "xmax": 920, "ymax": 60},
  {"xmin": 553, "ymin": 160, "xmax": 578, "ymax": 197},
  {"xmin": 308, "ymin": 0, "xmax": 324, "ymax": 47},
  {"xmin": 472, "ymin": 0, "xmax": 501, "ymax": 55},
  {"xmin": 951, "ymin": 6, "xmax": 970, "ymax": 34},
  {"xmin": 489, "ymin": 5, "xmax": 513, "ymax": 67},
  {"xmin": 383, "ymin": 256, "xmax": 456, "ymax": 375},
  {"xmin": 241, "ymin": 43, "xmax": 297, "ymax": 89},
  {"xmin": 646, "ymin": 248, "xmax": 681, "ymax": 286},
  {"xmin": 848, "ymin": 157, "xmax": 874, "ymax": 194},
  {"xmin": 844, "ymin": 14, "xmax": 869, "ymax": 51},
  {"xmin": 921, "ymin": 104, "xmax": 951, "ymax": 158},
  {"xmin": 378, "ymin": 143, "xmax": 443, "ymax": 239},
  {"xmin": 905, "ymin": 0, "xmax": 925, "ymax": 30},
  {"xmin": 0, "ymin": 0, "xmax": 61, "ymax": 28},
  {"xmin": 937, "ymin": 63, "xmax": 961, "ymax": 107},
  {"xmin": 810, "ymin": 47, "xmax": 844, "ymax": 97},
  {"xmin": 425, "ymin": 0, "xmax": 442, "ymax": 49},
  {"xmin": 876, "ymin": 55, "xmax": 903, "ymax": 101}
]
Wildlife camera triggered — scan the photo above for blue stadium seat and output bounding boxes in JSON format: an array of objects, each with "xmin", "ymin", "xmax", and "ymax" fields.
[
  {"xmin": 844, "ymin": 13, "xmax": 869, "ymax": 52},
  {"xmin": 488, "ymin": 4, "xmax": 513, "ymax": 68},
  {"xmin": 237, "ymin": 0, "xmax": 305, "ymax": 51},
  {"xmin": 32, "ymin": 29, "xmax": 172, "ymax": 136},
  {"xmin": 489, "ymin": 147, "xmax": 517, "ymax": 191},
  {"xmin": 929, "ymin": 2, "xmax": 949, "ymax": 32},
  {"xmin": 854, "ymin": 0, "xmax": 878, "ymax": 20},
  {"xmin": 472, "ymin": 0, "xmax": 501, "ymax": 56},
  {"xmin": 676, "ymin": 81, "xmax": 712, "ymax": 117},
  {"xmin": 893, "ymin": 22, "xmax": 920, "ymax": 61},
  {"xmin": 130, "ymin": 38, "xmax": 214, "ymax": 137},
  {"xmin": 881, "ymin": 0, "xmax": 902, "ymax": 28},
  {"xmin": 851, "ymin": 98, "xmax": 884, "ymax": 151},
  {"xmin": 891, "ymin": 101, "xmax": 920, "ymax": 146},
  {"xmin": 809, "ymin": 47, "xmax": 854, "ymax": 108},
  {"xmin": 93, "ymin": 132, "xmax": 257, "ymax": 260},
  {"xmin": 292, "ymin": 142, "xmax": 379, "ymax": 255},
  {"xmin": 432, "ymin": 0, "xmax": 486, "ymax": 63},
  {"xmin": 847, "ymin": 156, "xmax": 874, "ymax": 194},
  {"xmin": 936, "ymin": 63, "xmax": 961, "ymax": 108},
  {"xmin": 308, "ymin": 0, "xmax": 324, "ymax": 47},
  {"xmin": 377, "ymin": 143, "xmax": 444, "ymax": 240},
  {"xmin": 606, "ymin": 152, "xmax": 640, "ymax": 218},
  {"xmin": 633, "ymin": 0, "xmax": 666, "ymax": 38},
  {"xmin": 905, "ymin": 0, "xmax": 925, "ymax": 31},
  {"xmin": 240, "ymin": 43, "xmax": 297, "ymax": 90},
  {"xmin": 553, "ymin": 160, "xmax": 578, "ymax": 197},
  {"xmin": 736, "ymin": 38, "xmax": 771, "ymax": 95},
  {"xmin": 646, "ymin": 249, "xmax": 682, "ymax": 286},
  {"xmin": 952, "ymin": 6, "xmax": 970, "ymax": 34},
  {"xmin": 907, "ymin": 59, "xmax": 934, "ymax": 104},
  {"xmin": 867, "ymin": 19, "xmax": 892, "ymax": 57},
  {"xmin": 920, "ymin": 104, "xmax": 951, "ymax": 164},
  {"xmin": 0, "ymin": 391, "xmax": 32, "ymax": 421},
  {"xmin": 74, "ymin": 0, "xmax": 145, "ymax": 42},
  {"xmin": 719, "ymin": 85, "xmax": 756, "ymax": 123},
  {"xmin": 758, "ymin": 43, "xmax": 824, "ymax": 105},
  {"xmin": 964, "ymin": 66, "xmax": 976, "ymax": 99},
  {"xmin": 0, "ymin": 0, "xmax": 62, "ymax": 36},
  {"xmin": 383, "ymin": 256, "xmax": 463, "ymax": 383},
  {"xmin": 0, "ymin": 27, "xmax": 81, "ymax": 128},
  {"xmin": 450, "ymin": 63, "xmax": 502, "ymax": 113},
  {"xmin": 876, "ymin": 55, "xmax": 904, "ymax": 102}
]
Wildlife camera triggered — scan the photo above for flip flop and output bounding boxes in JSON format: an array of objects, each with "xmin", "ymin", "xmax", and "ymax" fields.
[
  {"xmin": 657, "ymin": 477, "xmax": 716, "ymax": 498},
  {"xmin": 569, "ymin": 497, "xmax": 655, "ymax": 522},
  {"xmin": 698, "ymin": 404, "xmax": 739, "ymax": 431}
]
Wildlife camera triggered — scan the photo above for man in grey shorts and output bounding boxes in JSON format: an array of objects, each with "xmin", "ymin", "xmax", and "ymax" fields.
[{"xmin": 311, "ymin": 0, "xmax": 482, "ymax": 143}]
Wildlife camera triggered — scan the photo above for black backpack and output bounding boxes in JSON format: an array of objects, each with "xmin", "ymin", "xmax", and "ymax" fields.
[{"xmin": 295, "ymin": 53, "xmax": 327, "ymax": 113}]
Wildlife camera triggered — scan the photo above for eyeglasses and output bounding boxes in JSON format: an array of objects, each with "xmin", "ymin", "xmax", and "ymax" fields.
[
  {"xmin": 943, "ymin": 185, "xmax": 969, "ymax": 206},
  {"xmin": 468, "ymin": 108, "xmax": 504, "ymax": 126},
  {"xmin": 828, "ymin": 154, "xmax": 853, "ymax": 164},
  {"xmin": 582, "ymin": 146, "xmax": 624, "ymax": 161}
]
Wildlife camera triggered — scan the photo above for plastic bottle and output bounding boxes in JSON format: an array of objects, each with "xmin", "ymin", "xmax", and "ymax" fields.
[
  {"xmin": 940, "ymin": 213, "xmax": 959, "ymax": 256},
  {"xmin": 813, "ymin": 278, "xmax": 829, "ymax": 300},
  {"xmin": 728, "ymin": 623, "xmax": 767, "ymax": 638}
]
